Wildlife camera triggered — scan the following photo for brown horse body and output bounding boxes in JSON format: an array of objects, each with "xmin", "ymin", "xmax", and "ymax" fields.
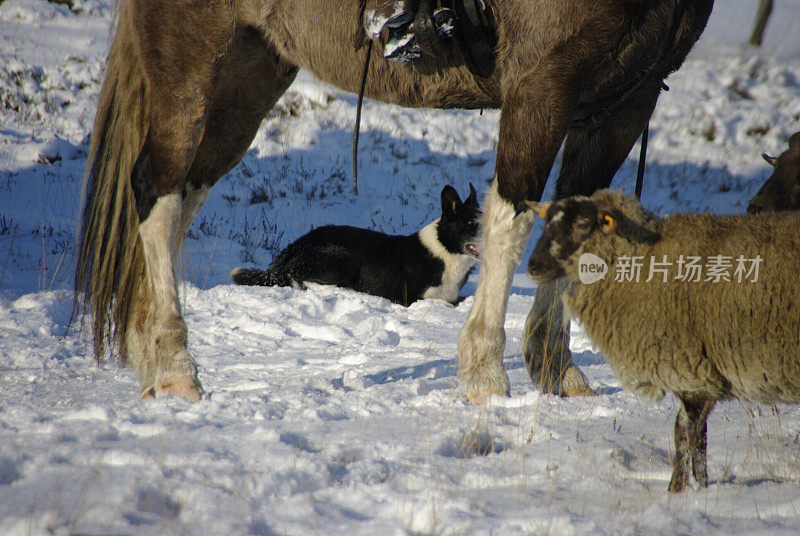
[{"xmin": 76, "ymin": 0, "xmax": 714, "ymax": 401}]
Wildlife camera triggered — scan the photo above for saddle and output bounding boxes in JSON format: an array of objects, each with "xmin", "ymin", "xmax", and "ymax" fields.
[{"xmin": 361, "ymin": 0, "xmax": 497, "ymax": 78}]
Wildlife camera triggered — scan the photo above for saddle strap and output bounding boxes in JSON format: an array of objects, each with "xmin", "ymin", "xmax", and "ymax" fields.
[{"xmin": 454, "ymin": 0, "xmax": 496, "ymax": 78}]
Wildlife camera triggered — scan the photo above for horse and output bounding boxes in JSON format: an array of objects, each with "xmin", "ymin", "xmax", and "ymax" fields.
[{"xmin": 75, "ymin": 0, "xmax": 714, "ymax": 403}]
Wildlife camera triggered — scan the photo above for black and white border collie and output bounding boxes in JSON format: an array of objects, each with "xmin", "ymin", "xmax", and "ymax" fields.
[{"xmin": 231, "ymin": 184, "xmax": 482, "ymax": 305}]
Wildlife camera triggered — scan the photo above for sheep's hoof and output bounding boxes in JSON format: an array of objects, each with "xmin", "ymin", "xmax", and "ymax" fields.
[
  {"xmin": 563, "ymin": 385, "xmax": 598, "ymax": 397},
  {"xmin": 693, "ymin": 469, "xmax": 709, "ymax": 488}
]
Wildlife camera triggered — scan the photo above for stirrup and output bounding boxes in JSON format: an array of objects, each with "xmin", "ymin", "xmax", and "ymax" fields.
[
  {"xmin": 433, "ymin": 7, "xmax": 455, "ymax": 38},
  {"xmin": 384, "ymin": 29, "xmax": 422, "ymax": 62},
  {"xmin": 382, "ymin": 8, "xmax": 455, "ymax": 62}
]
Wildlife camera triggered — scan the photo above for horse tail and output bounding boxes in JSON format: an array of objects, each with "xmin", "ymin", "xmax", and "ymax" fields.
[{"xmin": 74, "ymin": 3, "xmax": 148, "ymax": 365}]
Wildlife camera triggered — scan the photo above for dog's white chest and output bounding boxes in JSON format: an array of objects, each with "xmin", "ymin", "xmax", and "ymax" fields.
[
  {"xmin": 422, "ymin": 255, "xmax": 475, "ymax": 302},
  {"xmin": 418, "ymin": 220, "xmax": 476, "ymax": 303}
]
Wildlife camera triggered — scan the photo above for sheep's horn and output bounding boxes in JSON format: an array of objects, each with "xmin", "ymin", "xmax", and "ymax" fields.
[{"xmin": 525, "ymin": 200, "xmax": 551, "ymax": 218}]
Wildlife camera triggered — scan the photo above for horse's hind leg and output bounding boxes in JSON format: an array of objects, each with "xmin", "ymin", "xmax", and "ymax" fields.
[
  {"xmin": 135, "ymin": 26, "xmax": 297, "ymax": 397},
  {"xmin": 125, "ymin": 3, "xmax": 238, "ymax": 400},
  {"xmin": 522, "ymin": 83, "xmax": 662, "ymax": 396},
  {"xmin": 180, "ymin": 25, "xmax": 298, "ymax": 248},
  {"xmin": 134, "ymin": 193, "xmax": 198, "ymax": 400}
]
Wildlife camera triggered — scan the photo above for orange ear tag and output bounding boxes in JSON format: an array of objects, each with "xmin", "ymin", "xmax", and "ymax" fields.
[
  {"xmin": 603, "ymin": 214, "xmax": 617, "ymax": 232},
  {"xmin": 538, "ymin": 208, "xmax": 548, "ymax": 219}
]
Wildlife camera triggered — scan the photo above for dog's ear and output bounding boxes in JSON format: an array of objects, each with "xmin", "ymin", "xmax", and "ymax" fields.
[
  {"xmin": 466, "ymin": 183, "xmax": 478, "ymax": 206},
  {"xmin": 441, "ymin": 185, "xmax": 461, "ymax": 215}
]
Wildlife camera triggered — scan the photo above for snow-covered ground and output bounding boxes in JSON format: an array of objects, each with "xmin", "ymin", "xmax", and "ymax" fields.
[{"xmin": 2, "ymin": 1, "xmax": 800, "ymax": 534}]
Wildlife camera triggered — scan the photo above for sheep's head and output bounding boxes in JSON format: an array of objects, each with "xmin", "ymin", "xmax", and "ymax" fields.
[
  {"xmin": 527, "ymin": 190, "xmax": 659, "ymax": 284},
  {"xmin": 747, "ymin": 132, "xmax": 800, "ymax": 214}
]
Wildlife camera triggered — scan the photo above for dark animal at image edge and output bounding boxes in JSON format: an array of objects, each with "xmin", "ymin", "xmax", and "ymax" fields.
[
  {"xmin": 74, "ymin": 0, "xmax": 717, "ymax": 402},
  {"xmin": 231, "ymin": 184, "xmax": 481, "ymax": 306},
  {"xmin": 748, "ymin": 132, "xmax": 800, "ymax": 214},
  {"xmin": 528, "ymin": 190, "xmax": 800, "ymax": 492}
]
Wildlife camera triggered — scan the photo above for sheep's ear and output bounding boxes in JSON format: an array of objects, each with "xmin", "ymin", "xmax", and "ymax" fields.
[
  {"xmin": 525, "ymin": 200, "xmax": 551, "ymax": 219},
  {"xmin": 600, "ymin": 212, "xmax": 617, "ymax": 233},
  {"xmin": 789, "ymin": 132, "xmax": 800, "ymax": 150},
  {"xmin": 762, "ymin": 153, "xmax": 777, "ymax": 166}
]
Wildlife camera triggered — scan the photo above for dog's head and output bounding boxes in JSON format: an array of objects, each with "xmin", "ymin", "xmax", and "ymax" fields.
[{"xmin": 437, "ymin": 183, "xmax": 481, "ymax": 258}]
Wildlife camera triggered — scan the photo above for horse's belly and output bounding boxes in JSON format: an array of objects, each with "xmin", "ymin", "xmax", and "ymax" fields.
[{"xmin": 262, "ymin": 0, "xmax": 499, "ymax": 109}]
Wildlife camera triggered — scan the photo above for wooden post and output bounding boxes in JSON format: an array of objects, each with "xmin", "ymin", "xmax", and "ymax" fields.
[{"xmin": 749, "ymin": 0, "xmax": 774, "ymax": 47}]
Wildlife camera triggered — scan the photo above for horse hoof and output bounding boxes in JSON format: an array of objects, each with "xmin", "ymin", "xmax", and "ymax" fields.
[
  {"xmin": 563, "ymin": 385, "xmax": 598, "ymax": 397},
  {"xmin": 155, "ymin": 375, "xmax": 203, "ymax": 402},
  {"xmin": 667, "ymin": 477, "xmax": 687, "ymax": 493},
  {"xmin": 460, "ymin": 368, "xmax": 510, "ymax": 405},
  {"xmin": 464, "ymin": 386, "xmax": 507, "ymax": 405},
  {"xmin": 559, "ymin": 366, "xmax": 596, "ymax": 397}
]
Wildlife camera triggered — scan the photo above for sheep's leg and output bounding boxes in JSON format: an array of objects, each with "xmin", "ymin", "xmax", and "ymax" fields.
[
  {"xmin": 668, "ymin": 402, "xmax": 691, "ymax": 492},
  {"xmin": 687, "ymin": 395, "xmax": 715, "ymax": 487},
  {"xmin": 669, "ymin": 393, "xmax": 715, "ymax": 492},
  {"xmin": 523, "ymin": 80, "xmax": 663, "ymax": 395}
]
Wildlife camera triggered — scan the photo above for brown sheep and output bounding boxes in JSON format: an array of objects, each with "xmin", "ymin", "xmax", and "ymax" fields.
[
  {"xmin": 748, "ymin": 132, "xmax": 800, "ymax": 214},
  {"xmin": 527, "ymin": 189, "xmax": 800, "ymax": 492}
]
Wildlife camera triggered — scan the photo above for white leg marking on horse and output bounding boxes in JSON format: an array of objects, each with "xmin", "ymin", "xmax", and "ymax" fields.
[
  {"xmin": 137, "ymin": 192, "xmax": 200, "ymax": 400},
  {"xmin": 139, "ymin": 193, "xmax": 182, "ymax": 304},
  {"xmin": 458, "ymin": 180, "xmax": 535, "ymax": 404}
]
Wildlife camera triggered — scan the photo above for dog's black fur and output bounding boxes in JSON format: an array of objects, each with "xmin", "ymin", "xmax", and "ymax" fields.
[{"xmin": 231, "ymin": 185, "xmax": 481, "ymax": 305}]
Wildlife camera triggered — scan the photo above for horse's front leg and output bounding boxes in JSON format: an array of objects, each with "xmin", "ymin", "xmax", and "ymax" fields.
[
  {"xmin": 458, "ymin": 181, "xmax": 535, "ymax": 403},
  {"xmin": 458, "ymin": 56, "xmax": 582, "ymax": 403},
  {"xmin": 523, "ymin": 80, "xmax": 663, "ymax": 397}
]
